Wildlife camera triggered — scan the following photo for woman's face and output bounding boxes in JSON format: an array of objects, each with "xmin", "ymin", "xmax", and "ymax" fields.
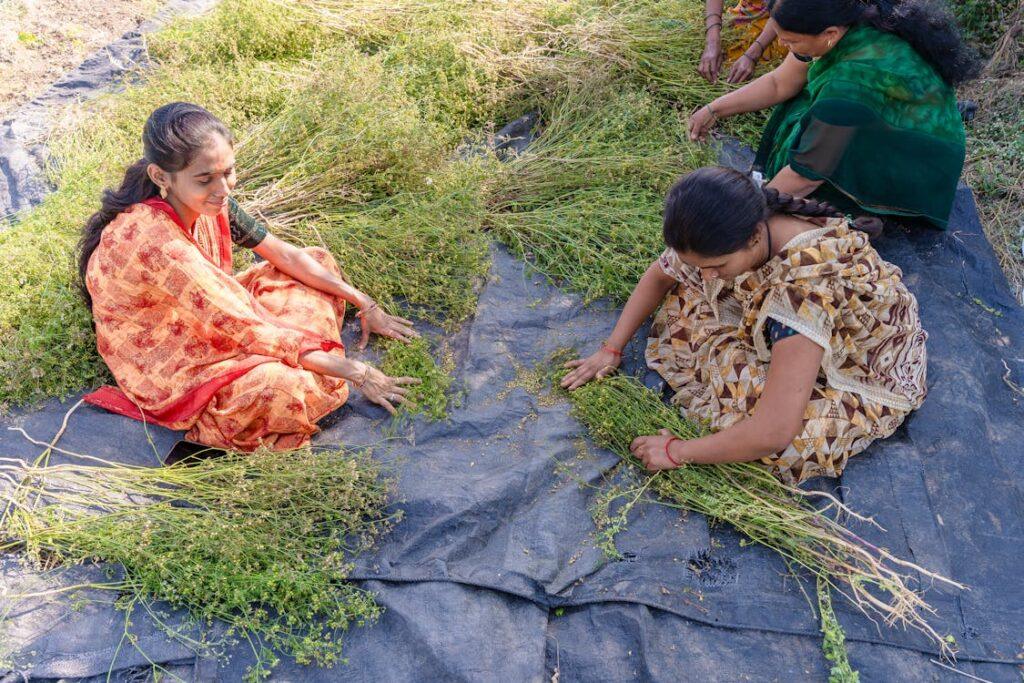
[
  {"xmin": 162, "ymin": 133, "xmax": 237, "ymax": 218},
  {"xmin": 675, "ymin": 223, "xmax": 768, "ymax": 282},
  {"xmin": 770, "ymin": 20, "xmax": 846, "ymax": 59}
]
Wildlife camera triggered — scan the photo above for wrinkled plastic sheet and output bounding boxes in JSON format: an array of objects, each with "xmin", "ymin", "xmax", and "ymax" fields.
[
  {"xmin": 0, "ymin": 0, "xmax": 219, "ymax": 219},
  {"xmin": 2, "ymin": 180, "xmax": 1023, "ymax": 680}
]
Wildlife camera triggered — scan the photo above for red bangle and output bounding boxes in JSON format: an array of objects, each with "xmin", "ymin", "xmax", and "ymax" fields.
[
  {"xmin": 601, "ymin": 342, "xmax": 623, "ymax": 358},
  {"xmin": 664, "ymin": 436, "xmax": 683, "ymax": 466}
]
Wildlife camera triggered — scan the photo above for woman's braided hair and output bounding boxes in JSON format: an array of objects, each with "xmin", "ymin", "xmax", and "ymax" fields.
[
  {"xmin": 764, "ymin": 187, "xmax": 884, "ymax": 237},
  {"xmin": 662, "ymin": 166, "xmax": 880, "ymax": 257}
]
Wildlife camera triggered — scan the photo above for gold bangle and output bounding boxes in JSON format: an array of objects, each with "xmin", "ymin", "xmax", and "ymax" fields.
[
  {"xmin": 356, "ymin": 302, "xmax": 379, "ymax": 319},
  {"xmin": 352, "ymin": 365, "xmax": 369, "ymax": 388}
]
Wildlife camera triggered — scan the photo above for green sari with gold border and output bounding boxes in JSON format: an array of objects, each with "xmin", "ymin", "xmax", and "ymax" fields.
[{"xmin": 754, "ymin": 24, "xmax": 965, "ymax": 228}]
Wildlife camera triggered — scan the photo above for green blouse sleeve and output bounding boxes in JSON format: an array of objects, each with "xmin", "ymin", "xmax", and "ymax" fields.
[{"xmin": 227, "ymin": 197, "xmax": 268, "ymax": 249}]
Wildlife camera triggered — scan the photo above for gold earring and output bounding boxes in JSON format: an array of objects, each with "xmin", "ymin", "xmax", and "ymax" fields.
[
  {"xmin": 827, "ymin": 39, "xmax": 834, "ymax": 48},
  {"xmin": 160, "ymin": 186, "xmax": 167, "ymax": 199}
]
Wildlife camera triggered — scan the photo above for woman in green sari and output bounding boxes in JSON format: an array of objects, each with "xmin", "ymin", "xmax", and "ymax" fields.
[{"xmin": 689, "ymin": 0, "xmax": 980, "ymax": 229}]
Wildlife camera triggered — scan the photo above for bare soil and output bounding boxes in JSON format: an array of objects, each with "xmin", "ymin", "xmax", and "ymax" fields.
[{"xmin": 0, "ymin": 0, "xmax": 155, "ymax": 119}]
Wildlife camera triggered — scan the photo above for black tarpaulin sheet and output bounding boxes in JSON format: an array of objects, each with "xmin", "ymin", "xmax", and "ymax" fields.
[
  {"xmin": 2, "ymin": 183, "xmax": 1023, "ymax": 681},
  {"xmin": 0, "ymin": 0, "xmax": 219, "ymax": 219}
]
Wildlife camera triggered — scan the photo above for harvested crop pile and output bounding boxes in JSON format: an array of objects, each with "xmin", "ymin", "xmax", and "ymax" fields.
[
  {"xmin": 1, "ymin": 447, "xmax": 396, "ymax": 680},
  {"xmin": 554, "ymin": 369, "xmax": 964, "ymax": 655},
  {"xmin": 0, "ymin": 0, "xmax": 762, "ymax": 409}
]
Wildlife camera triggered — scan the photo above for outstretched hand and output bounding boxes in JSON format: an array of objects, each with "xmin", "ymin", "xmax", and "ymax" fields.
[
  {"xmin": 357, "ymin": 366, "xmax": 422, "ymax": 415},
  {"xmin": 688, "ymin": 105, "xmax": 718, "ymax": 143},
  {"xmin": 560, "ymin": 347, "xmax": 622, "ymax": 391},
  {"xmin": 358, "ymin": 304, "xmax": 420, "ymax": 351}
]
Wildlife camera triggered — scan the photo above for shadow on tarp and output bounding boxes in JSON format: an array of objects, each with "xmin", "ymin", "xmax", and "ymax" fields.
[{"xmin": 2, "ymin": 181, "xmax": 1023, "ymax": 681}]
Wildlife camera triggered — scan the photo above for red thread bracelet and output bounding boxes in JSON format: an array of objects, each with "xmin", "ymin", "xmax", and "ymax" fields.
[
  {"xmin": 664, "ymin": 436, "xmax": 683, "ymax": 466},
  {"xmin": 602, "ymin": 342, "xmax": 623, "ymax": 357}
]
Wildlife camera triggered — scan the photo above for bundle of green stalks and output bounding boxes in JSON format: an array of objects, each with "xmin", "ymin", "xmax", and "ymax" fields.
[
  {"xmin": 554, "ymin": 370, "xmax": 964, "ymax": 655},
  {"xmin": 542, "ymin": 0, "xmax": 770, "ymax": 141},
  {"xmin": 488, "ymin": 77, "xmax": 714, "ymax": 303},
  {"xmin": 235, "ymin": 46, "xmax": 448, "ymax": 219},
  {"xmin": 266, "ymin": 162, "xmax": 494, "ymax": 325},
  {"xmin": 272, "ymin": 0, "xmax": 558, "ymax": 130},
  {"xmin": 0, "ymin": 447, "xmax": 395, "ymax": 679}
]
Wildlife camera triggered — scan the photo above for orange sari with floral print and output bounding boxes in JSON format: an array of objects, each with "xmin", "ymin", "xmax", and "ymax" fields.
[{"xmin": 84, "ymin": 198, "xmax": 350, "ymax": 451}]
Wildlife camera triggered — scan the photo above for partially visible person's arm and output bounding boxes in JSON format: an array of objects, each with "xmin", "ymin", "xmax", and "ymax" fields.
[
  {"xmin": 298, "ymin": 350, "xmax": 420, "ymax": 415},
  {"xmin": 561, "ymin": 260, "xmax": 678, "ymax": 390},
  {"xmin": 630, "ymin": 333, "xmax": 824, "ymax": 468},
  {"xmin": 726, "ymin": 22, "xmax": 780, "ymax": 83},
  {"xmin": 699, "ymin": 0, "xmax": 727, "ymax": 83},
  {"xmin": 766, "ymin": 165, "xmax": 823, "ymax": 198},
  {"xmin": 254, "ymin": 232, "xmax": 419, "ymax": 349},
  {"xmin": 689, "ymin": 53, "xmax": 810, "ymax": 141}
]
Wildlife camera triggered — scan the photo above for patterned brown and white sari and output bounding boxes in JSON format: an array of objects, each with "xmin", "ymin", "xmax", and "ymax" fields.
[{"xmin": 647, "ymin": 217, "xmax": 928, "ymax": 484}]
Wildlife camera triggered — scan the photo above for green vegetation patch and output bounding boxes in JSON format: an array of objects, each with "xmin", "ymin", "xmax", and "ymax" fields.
[
  {"xmin": 553, "ymin": 366, "xmax": 963, "ymax": 656},
  {"xmin": 379, "ymin": 336, "xmax": 456, "ymax": 420},
  {"xmin": 1, "ymin": 447, "xmax": 397, "ymax": 681},
  {"xmin": 488, "ymin": 78, "xmax": 714, "ymax": 303},
  {"xmin": 818, "ymin": 578, "xmax": 860, "ymax": 683}
]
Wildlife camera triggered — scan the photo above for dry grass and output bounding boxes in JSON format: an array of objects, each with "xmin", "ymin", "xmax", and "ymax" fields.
[{"xmin": 962, "ymin": 7, "xmax": 1024, "ymax": 300}]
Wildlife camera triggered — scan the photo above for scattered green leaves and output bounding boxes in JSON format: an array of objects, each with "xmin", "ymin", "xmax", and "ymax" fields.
[{"xmin": 379, "ymin": 336, "xmax": 456, "ymax": 420}]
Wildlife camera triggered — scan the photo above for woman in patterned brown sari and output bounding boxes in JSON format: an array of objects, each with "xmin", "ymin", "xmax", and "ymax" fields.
[{"xmin": 561, "ymin": 166, "xmax": 927, "ymax": 484}]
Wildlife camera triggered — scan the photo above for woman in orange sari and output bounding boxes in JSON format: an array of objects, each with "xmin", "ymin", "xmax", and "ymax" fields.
[
  {"xmin": 78, "ymin": 102, "xmax": 420, "ymax": 451},
  {"xmin": 699, "ymin": 0, "xmax": 789, "ymax": 84}
]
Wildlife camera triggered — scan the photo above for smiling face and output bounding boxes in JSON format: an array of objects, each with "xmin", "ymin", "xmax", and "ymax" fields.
[
  {"xmin": 150, "ymin": 132, "xmax": 236, "ymax": 219},
  {"xmin": 770, "ymin": 19, "xmax": 847, "ymax": 59},
  {"xmin": 675, "ymin": 222, "xmax": 768, "ymax": 281}
]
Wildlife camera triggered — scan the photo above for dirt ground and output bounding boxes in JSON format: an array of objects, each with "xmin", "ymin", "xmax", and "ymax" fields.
[{"xmin": 0, "ymin": 0, "xmax": 155, "ymax": 119}]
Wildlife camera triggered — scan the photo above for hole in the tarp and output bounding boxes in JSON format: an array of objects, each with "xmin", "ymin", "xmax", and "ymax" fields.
[
  {"xmin": 687, "ymin": 549, "xmax": 737, "ymax": 587},
  {"xmin": 619, "ymin": 551, "xmax": 638, "ymax": 562}
]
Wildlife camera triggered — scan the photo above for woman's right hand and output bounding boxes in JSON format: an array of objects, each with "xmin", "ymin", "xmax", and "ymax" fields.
[
  {"xmin": 698, "ymin": 36, "xmax": 723, "ymax": 84},
  {"xmin": 560, "ymin": 348, "xmax": 622, "ymax": 391},
  {"xmin": 355, "ymin": 365, "xmax": 422, "ymax": 415},
  {"xmin": 688, "ymin": 104, "xmax": 718, "ymax": 143}
]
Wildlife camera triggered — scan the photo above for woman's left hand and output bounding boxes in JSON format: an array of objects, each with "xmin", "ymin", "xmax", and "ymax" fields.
[
  {"xmin": 726, "ymin": 54, "xmax": 757, "ymax": 83},
  {"xmin": 358, "ymin": 303, "xmax": 420, "ymax": 350},
  {"xmin": 630, "ymin": 429, "xmax": 684, "ymax": 472}
]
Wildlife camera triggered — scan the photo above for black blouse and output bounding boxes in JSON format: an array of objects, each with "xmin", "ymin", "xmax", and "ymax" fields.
[{"xmin": 227, "ymin": 197, "xmax": 268, "ymax": 249}]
